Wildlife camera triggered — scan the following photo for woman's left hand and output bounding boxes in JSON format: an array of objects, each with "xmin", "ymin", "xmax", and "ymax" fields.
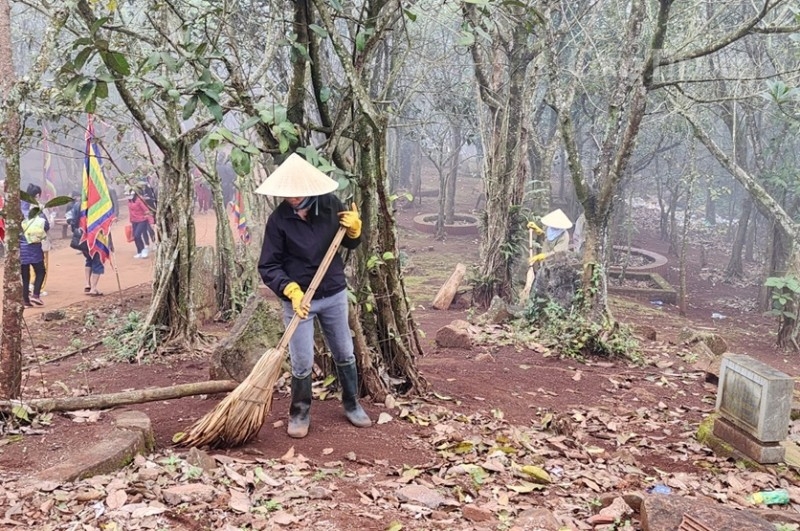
[{"xmin": 338, "ymin": 202, "xmax": 362, "ymax": 238}]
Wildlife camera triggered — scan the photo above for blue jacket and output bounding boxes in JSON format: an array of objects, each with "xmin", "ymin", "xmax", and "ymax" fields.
[{"xmin": 20, "ymin": 201, "xmax": 50, "ymax": 265}]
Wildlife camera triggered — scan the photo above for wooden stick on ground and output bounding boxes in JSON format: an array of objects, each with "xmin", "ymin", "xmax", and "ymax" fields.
[
  {"xmin": 0, "ymin": 380, "xmax": 238, "ymax": 413},
  {"xmin": 432, "ymin": 263, "xmax": 466, "ymax": 310}
]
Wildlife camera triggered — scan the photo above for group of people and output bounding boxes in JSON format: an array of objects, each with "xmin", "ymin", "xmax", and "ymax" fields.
[{"xmin": 15, "ymin": 176, "xmax": 161, "ymax": 306}]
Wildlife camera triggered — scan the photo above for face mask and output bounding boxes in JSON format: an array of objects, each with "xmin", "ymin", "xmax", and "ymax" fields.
[
  {"xmin": 546, "ymin": 227, "xmax": 565, "ymax": 242},
  {"xmin": 294, "ymin": 196, "xmax": 318, "ymax": 213}
]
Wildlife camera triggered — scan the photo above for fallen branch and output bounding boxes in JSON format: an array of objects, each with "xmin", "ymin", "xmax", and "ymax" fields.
[
  {"xmin": 0, "ymin": 380, "xmax": 238, "ymax": 413},
  {"xmin": 23, "ymin": 339, "xmax": 105, "ymax": 371}
]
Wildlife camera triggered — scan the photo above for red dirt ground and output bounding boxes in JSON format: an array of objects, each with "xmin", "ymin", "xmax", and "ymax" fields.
[{"xmin": 0, "ymin": 185, "xmax": 795, "ymax": 530}]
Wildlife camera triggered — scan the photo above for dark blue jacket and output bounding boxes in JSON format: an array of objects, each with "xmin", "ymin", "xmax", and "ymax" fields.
[
  {"xmin": 20, "ymin": 202, "xmax": 50, "ymax": 265},
  {"xmin": 258, "ymin": 193, "xmax": 360, "ymax": 300}
]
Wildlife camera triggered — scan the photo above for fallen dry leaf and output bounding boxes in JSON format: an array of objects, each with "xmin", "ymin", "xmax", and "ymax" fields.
[{"xmin": 105, "ymin": 489, "xmax": 127, "ymax": 510}]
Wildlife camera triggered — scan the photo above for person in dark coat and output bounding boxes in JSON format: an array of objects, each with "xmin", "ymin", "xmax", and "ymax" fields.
[
  {"xmin": 257, "ymin": 153, "xmax": 371, "ymax": 439},
  {"xmin": 20, "ymin": 184, "xmax": 49, "ymax": 307},
  {"xmin": 66, "ymin": 192, "xmax": 104, "ymax": 296}
]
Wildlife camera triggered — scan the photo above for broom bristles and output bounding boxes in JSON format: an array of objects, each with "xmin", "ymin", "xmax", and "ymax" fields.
[{"xmin": 178, "ymin": 347, "xmax": 285, "ymax": 448}]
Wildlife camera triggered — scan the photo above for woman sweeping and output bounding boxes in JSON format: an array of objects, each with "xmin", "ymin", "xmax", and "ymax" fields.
[
  {"xmin": 528, "ymin": 208, "xmax": 573, "ymax": 266},
  {"xmin": 257, "ymin": 153, "xmax": 371, "ymax": 439}
]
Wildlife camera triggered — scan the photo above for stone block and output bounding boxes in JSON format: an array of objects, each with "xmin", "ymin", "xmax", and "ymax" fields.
[
  {"xmin": 514, "ymin": 508, "xmax": 561, "ymax": 530},
  {"xmin": 435, "ymin": 324, "xmax": 472, "ymax": 349},
  {"xmin": 640, "ymin": 494, "xmax": 774, "ymax": 531},
  {"xmin": 712, "ymin": 417, "xmax": 785, "ymax": 464},
  {"xmin": 35, "ymin": 429, "xmax": 147, "ymax": 482},
  {"xmin": 715, "ymin": 354, "xmax": 793, "ymax": 442},
  {"xmin": 689, "ymin": 341, "xmax": 722, "ymax": 383}
]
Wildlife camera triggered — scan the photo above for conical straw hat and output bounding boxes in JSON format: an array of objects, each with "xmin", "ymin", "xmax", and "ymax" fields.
[
  {"xmin": 255, "ymin": 153, "xmax": 339, "ymax": 197},
  {"xmin": 540, "ymin": 208, "xmax": 573, "ymax": 230}
]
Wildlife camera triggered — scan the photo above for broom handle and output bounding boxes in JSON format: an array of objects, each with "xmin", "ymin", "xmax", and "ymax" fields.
[
  {"xmin": 528, "ymin": 227, "xmax": 534, "ymax": 262},
  {"xmin": 275, "ymin": 226, "xmax": 348, "ymax": 352}
]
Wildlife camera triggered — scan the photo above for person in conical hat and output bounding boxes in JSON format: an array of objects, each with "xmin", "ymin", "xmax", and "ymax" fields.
[
  {"xmin": 527, "ymin": 208, "xmax": 573, "ymax": 265},
  {"xmin": 257, "ymin": 152, "xmax": 371, "ymax": 438}
]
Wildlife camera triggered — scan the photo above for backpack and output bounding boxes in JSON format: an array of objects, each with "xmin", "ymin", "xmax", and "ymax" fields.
[
  {"xmin": 22, "ymin": 216, "xmax": 47, "ymax": 244},
  {"xmin": 70, "ymin": 227, "xmax": 87, "ymax": 251}
]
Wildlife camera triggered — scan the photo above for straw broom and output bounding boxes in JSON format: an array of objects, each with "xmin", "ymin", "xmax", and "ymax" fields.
[{"xmin": 178, "ymin": 227, "xmax": 347, "ymax": 448}]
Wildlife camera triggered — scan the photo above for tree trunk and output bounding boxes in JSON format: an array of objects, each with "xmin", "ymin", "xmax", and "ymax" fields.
[
  {"xmin": 704, "ymin": 185, "xmax": 716, "ymax": 225},
  {"xmin": 762, "ymin": 223, "xmax": 792, "ymax": 313},
  {"xmin": 435, "ymin": 166, "xmax": 446, "ymax": 241},
  {"xmin": 141, "ymin": 141, "xmax": 198, "ymax": 350},
  {"xmin": 0, "ymin": 1, "xmax": 66, "ymax": 397},
  {"xmin": 445, "ymin": 124, "xmax": 462, "ymax": 224},
  {"xmin": 354, "ymin": 124, "xmax": 427, "ymax": 397},
  {"xmin": 745, "ymin": 210, "xmax": 756, "ymax": 263},
  {"xmin": 469, "ymin": 12, "xmax": 532, "ymax": 307},
  {"xmin": 0, "ymin": 0, "xmax": 23, "ymax": 399},
  {"xmin": 725, "ymin": 197, "xmax": 751, "ymax": 280},
  {"xmin": 776, "ymin": 250, "xmax": 800, "ymax": 350},
  {"xmin": 411, "ymin": 141, "xmax": 422, "ymax": 205},
  {"xmin": 679, "ymin": 177, "xmax": 695, "ymax": 316},
  {"xmin": 579, "ymin": 220, "xmax": 610, "ymax": 324}
]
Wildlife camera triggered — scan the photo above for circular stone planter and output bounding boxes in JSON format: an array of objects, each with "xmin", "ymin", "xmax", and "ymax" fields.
[
  {"xmin": 610, "ymin": 245, "xmax": 668, "ymax": 271},
  {"xmin": 412, "ymin": 213, "xmax": 479, "ymax": 236}
]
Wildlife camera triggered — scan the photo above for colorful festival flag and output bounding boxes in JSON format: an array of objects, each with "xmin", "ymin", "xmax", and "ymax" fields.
[
  {"xmin": 41, "ymin": 127, "xmax": 58, "ymax": 202},
  {"xmin": 233, "ymin": 190, "xmax": 250, "ymax": 243},
  {"xmin": 79, "ymin": 115, "xmax": 115, "ymax": 262}
]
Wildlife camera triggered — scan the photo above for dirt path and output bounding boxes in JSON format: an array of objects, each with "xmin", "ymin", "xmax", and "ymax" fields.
[{"xmin": 0, "ymin": 210, "xmax": 221, "ymax": 316}]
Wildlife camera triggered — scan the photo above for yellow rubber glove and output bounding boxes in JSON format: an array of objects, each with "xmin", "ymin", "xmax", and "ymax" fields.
[
  {"xmin": 338, "ymin": 202, "xmax": 362, "ymax": 238},
  {"xmin": 283, "ymin": 282, "xmax": 310, "ymax": 319},
  {"xmin": 529, "ymin": 252, "xmax": 547, "ymax": 265},
  {"xmin": 527, "ymin": 221, "xmax": 544, "ymax": 235}
]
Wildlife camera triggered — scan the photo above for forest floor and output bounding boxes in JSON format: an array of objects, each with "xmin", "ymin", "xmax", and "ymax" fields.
[{"xmin": 0, "ymin": 178, "xmax": 799, "ymax": 530}]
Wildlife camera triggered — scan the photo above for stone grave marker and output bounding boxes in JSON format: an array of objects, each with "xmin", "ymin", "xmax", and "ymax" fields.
[{"xmin": 712, "ymin": 354, "xmax": 794, "ymax": 463}]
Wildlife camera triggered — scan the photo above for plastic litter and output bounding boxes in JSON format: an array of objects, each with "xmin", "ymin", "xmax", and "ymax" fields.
[
  {"xmin": 646, "ymin": 484, "xmax": 672, "ymax": 494},
  {"xmin": 650, "ymin": 300, "xmax": 663, "ymax": 306},
  {"xmin": 748, "ymin": 489, "xmax": 790, "ymax": 505},
  {"xmin": 711, "ymin": 312, "xmax": 726, "ymax": 320}
]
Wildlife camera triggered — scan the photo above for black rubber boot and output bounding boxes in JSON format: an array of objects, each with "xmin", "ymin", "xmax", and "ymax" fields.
[
  {"xmin": 287, "ymin": 375, "xmax": 312, "ymax": 438},
  {"xmin": 336, "ymin": 361, "xmax": 372, "ymax": 428}
]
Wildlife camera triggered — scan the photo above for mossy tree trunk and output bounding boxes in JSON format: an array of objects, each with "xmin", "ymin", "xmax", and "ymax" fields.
[
  {"xmin": 353, "ymin": 124, "xmax": 427, "ymax": 397},
  {"xmin": 0, "ymin": 3, "xmax": 66, "ymax": 397},
  {"xmin": 465, "ymin": 3, "xmax": 534, "ymax": 307},
  {"xmin": 142, "ymin": 140, "xmax": 198, "ymax": 348},
  {"xmin": 296, "ymin": 0, "xmax": 427, "ymax": 398}
]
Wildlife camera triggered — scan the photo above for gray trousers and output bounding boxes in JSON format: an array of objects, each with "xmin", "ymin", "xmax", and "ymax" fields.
[{"xmin": 282, "ymin": 288, "xmax": 355, "ymax": 379}]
